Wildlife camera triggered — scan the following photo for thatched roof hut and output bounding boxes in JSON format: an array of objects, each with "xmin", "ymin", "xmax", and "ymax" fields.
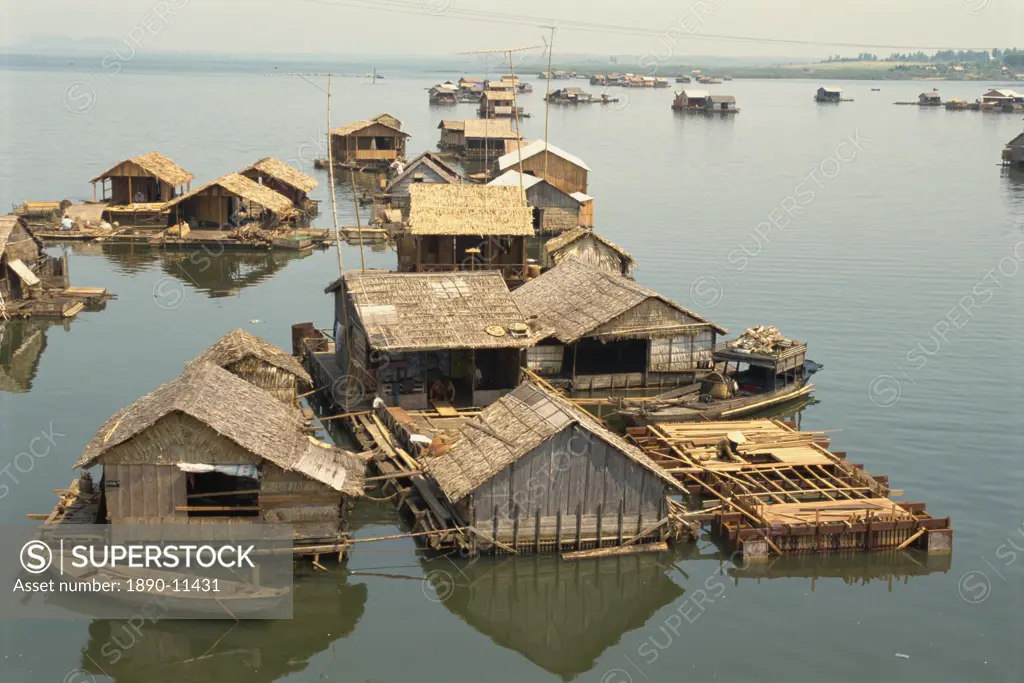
[
  {"xmin": 544, "ymin": 227, "xmax": 635, "ymax": 276},
  {"xmin": 422, "ymin": 381, "xmax": 682, "ymax": 502},
  {"xmin": 0, "ymin": 215, "xmax": 42, "ymax": 264},
  {"xmin": 164, "ymin": 173, "xmax": 298, "ymax": 227},
  {"xmin": 186, "ymin": 328, "xmax": 312, "ymax": 405},
  {"xmin": 326, "ymin": 270, "xmax": 545, "ymax": 353},
  {"xmin": 74, "ymin": 362, "xmax": 363, "ymax": 491},
  {"xmin": 240, "ymin": 157, "xmax": 318, "ymax": 195},
  {"xmin": 514, "ymin": 258, "xmax": 725, "ymax": 345},
  {"xmin": 407, "ymin": 185, "xmax": 533, "ymax": 236},
  {"xmin": 90, "ymin": 152, "xmax": 194, "ymax": 204}
]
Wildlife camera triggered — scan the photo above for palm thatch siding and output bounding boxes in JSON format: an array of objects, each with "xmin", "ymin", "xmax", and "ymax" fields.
[
  {"xmin": 90, "ymin": 152, "xmax": 194, "ymax": 204},
  {"xmin": 164, "ymin": 173, "xmax": 298, "ymax": 228},
  {"xmin": 74, "ymin": 363, "xmax": 364, "ymax": 543},
  {"xmin": 418, "ymin": 381, "xmax": 683, "ymax": 547},
  {"xmin": 325, "ymin": 271, "xmax": 549, "ymax": 409},
  {"xmin": 240, "ymin": 157, "xmax": 318, "ymax": 208},
  {"xmin": 1, "ymin": 215, "xmax": 44, "ymax": 302},
  {"xmin": 186, "ymin": 328, "xmax": 312, "ymax": 407},
  {"xmin": 544, "ymin": 228, "xmax": 635, "ymax": 276},
  {"xmin": 514, "ymin": 259, "xmax": 726, "ymax": 379}
]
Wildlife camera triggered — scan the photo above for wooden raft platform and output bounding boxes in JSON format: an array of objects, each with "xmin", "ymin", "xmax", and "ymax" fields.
[{"xmin": 628, "ymin": 419, "xmax": 952, "ymax": 558}]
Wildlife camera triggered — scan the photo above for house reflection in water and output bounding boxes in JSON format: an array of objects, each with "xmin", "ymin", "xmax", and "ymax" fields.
[
  {"xmin": 0, "ymin": 320, "xmax": 63, "ymax": 393},
  {"xmin": 78, "ymin": 573, "xmax": 367, "ymax": 683}
]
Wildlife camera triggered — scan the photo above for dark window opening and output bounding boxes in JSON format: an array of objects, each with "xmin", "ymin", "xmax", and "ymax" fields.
[
  {"xmin": 185, "ymin": 471, "xmax": 259, "ymax": 518},
  {"xmin": 569, "ymin": 338, "xmax": 648, "ymax": 375}
]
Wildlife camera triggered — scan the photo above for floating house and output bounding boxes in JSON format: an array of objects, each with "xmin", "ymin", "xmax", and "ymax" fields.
[
  {"xmin": 412, "ymin": 380, "xmax": 686, "ymax": 550},
  {"xmin": 981, "ymin": 89, "xmax": 1023, "ymax": 105},
  {"xmin": 462, "ymin": 119, "xmax": 522, "ymax": 160},
  {"xmin": 479, "ymin": 90, "xmax": 523, "ymax": 118},
  {"xmin": 239, "ymin": 157, "xmax": 319, "ymax": 214},
  {"xmin": 512, "ymin": 258, "xmax": 727, "ymax": 390},
  {"xmin": 395, "ymin": 184, "xmax": 534, "ymax": 281},
  {"xmin": 815, "ymin": 86, "xmax": 843, "ymax": 102},
  {"xmin": 671, "ymin": 89, "xmax": 711, "ymax": 111},
  {"xmin": 186, "ymin": 328, "xmax": 312, "ymax": 407},
  {"xmin": 457, "ymin": 76, "xmax": 481, "ymax": 90},
  {"xmin": 164, "ymin": 173, "xmax": 298, "ymax": 228},
  {"xmin": 544, "ymin": 227, "xmax": 635, "ymax": 277},
  {"xmin": 496, "ymin": 141, "xmax": 590, "ymax": 195},
  {"xmin": 1002, "ymin": 131, "xmax": 1024, "ymax": 167},
  {"xmin": 71, "ymin": 362, "xmax": 365, "ymax": 550},
  {"xmin": 329, "ymin": 115, "xmax": 409, "ymax": 167},
  {"xmin": 385, "ymin": 152, "xmax": 462, "ymax": 209},
  {"xmin": 90, "ymin": 152, "xmax": 193, "ymax": 204},
  {"xmin": 488, "ymin": 170, "xmax": 589, "ymax": 233},
  {"xmin": 546, "ymin": 87, "xmax": 593, "ymax": 103},
  {"xmin": 437, "ymin": 120, "xmax": 466, "ymax": 152},
  {"xmin": 654, "ymin": 77, "xmax": 670, "ymax": 88},
  {"xmin": 484, "ymin": 79, "xmax": 516, "ymax": 94},
  {"xmin": 0, "ymin": 215, "xmax": 78, "ymax": 318},
  {"xmin": 706, "ymin": 94, "xmax": 739, "ymax": 113},
  {"xmin": 919, "ymin": 90, "xmax": 942, "ymax": 106},
  {"xmin": 326, "ymin": 270, "xmax": 547, "ymax": 409},
  {"xmin": 429, "ymin": 84, "xmax": 458, "ymax": 105}
]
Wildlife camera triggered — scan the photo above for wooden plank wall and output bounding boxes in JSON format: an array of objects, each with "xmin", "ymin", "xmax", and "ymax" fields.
[{"xmin": 105, "ymin": 463, "xmax": 186, "ymax": 522}]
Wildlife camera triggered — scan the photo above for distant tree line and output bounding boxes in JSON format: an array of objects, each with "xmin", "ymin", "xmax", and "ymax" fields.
[{"xmin": 825, "ymin": 49, "xmax": 1023, "ymax": 66}]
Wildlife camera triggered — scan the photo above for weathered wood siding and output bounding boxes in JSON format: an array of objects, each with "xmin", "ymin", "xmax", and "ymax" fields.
[
  {"xmin": 104, "ymin": 463, "xmax": 186, "ymax": 522},
  {"xmin": 508, "ymin": 153, "xmax": 588, "ymax": 195},
  {"xmin": 2, "ymin": 222, "xmax": 40, "ymax": 264},
  {"xmin": 469, "ymin": 424, "xmax": 666, "ymax": 542},
  {"xmin": 260, "ymin": 463, "xmax": 343, "ymax": 540}
]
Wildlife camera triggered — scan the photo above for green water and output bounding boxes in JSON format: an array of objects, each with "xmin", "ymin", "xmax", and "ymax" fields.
[{"xmin": 1, "ymin": 62, "xmax": 1022, "ymax": 682}]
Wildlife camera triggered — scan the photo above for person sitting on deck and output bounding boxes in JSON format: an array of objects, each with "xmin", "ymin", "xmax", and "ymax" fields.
[
  {"xmin": 429, "ymin": 379, "xmax": 448, "ymax": 404},
  {"xmin": 133, "ymin": 190, "xmax": 146, "ymax": 203},
  {"xmin": 60, "ymin": 214, "xmax": 74, "ymax": 231}
]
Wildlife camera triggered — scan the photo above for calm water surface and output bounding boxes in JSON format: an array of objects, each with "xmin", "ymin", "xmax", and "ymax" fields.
[{"xmin": 1, "ymin": 64, "xmax": 1022, "ymax": 682}]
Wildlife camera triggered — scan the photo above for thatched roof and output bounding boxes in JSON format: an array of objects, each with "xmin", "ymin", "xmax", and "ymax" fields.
[
  {"xmin": 386, "ymin": 152, "xmax": 461, "ymax": 192},
  {"xmin": 0, "ymin": 215, "xmax": 42, "ymax": 258},
  {"xmin": 185, "ymin": 328, "xmax": 312, "ymax": 385},
  {"xmin": 325, "ymin": 270, "xmax": 547, "ymax": 352},
  {"xmin": 438, "ymin": 120, "xmax": 466, "ymax": 132},
  {"xmin": 407, "ymin": 184, "xmax": 533, "ymax": 236},
  {"xmin": 544, "ymin": 227, "xmax": 635, "ymax": 265},
  {"xmin": 463, "ymin": 119, "xmax": 521, "ymax": 140},
  {"xmin": 90, "ymin": 152, "xmax": 194, "ymax": 186},
  {"xmin": 482, "ymin": 90, "xmax": 516, "ymax": 102},
  {"xmin": 73, "ymin": 363, "xmax": 364, "ymax": 495},
  {"xmin": 330, "ymin": 117, "xmax": 409, "ymax": 138},
  {"xmin": 421, "ymin": 381, "xmax": 684, "ymax": 502},
  {"xmin": 242, "ymin": 157, "xmax": 318, "ymax": 193},
  {"xmin": 497, "ymin": 141, "xmax": 590, "ymax": 172},
  {"xmin": 513, "ymin": 258, "xmax": 727, "ymax": 343},
  {"xmin": 164, "ymin": 173, "xmax": 297, "ymax": 217}
]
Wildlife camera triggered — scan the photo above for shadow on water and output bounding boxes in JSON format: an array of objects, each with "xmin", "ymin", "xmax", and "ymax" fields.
[
  {"xmin": 0, "ymin": 319, "xmax": 68, "ymax": 393},
  {"xmin": 77, "ymin": 571, "xmax": 368, "ymax": 683},
  {"xmin": 423, "ymin": 543, "xmax": 950, "ymax": 681},
  {"xmin": 77, "ymin": 243, "xmax": 317, "ymax": 298}
]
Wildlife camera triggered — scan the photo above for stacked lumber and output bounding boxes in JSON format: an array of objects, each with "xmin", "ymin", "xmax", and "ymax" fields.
[{"xmin": 728, "ymin": 325, "xmax": 797, "ymax": 355}]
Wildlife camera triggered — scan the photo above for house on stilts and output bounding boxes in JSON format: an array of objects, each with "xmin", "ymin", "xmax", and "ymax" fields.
[{"xmin": 512, "ymin": 258, "xmax": 726, "ymax": 391}]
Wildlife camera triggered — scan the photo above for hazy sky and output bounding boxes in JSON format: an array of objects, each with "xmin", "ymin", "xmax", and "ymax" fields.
[{"xmin": 2, "ymin": 0, "xmax": 1020, "ymax": 60}]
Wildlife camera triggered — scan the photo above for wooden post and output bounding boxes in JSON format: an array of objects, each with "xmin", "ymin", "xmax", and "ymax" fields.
[
  {"xmin": 617, "ymin": 500, "xmax": 624, "ymax": 545},
  {"xmin": 556, "ymin": 508, "xmax": 563, "ymax": 551},
  {"xmin": 596, "ymin": 503, "xmax": 603, "ymax": 547},
  {"xmin": 535, "ymin": 509, "xmax": 541, "ymax": 553},
  {"xmin": 575, "ymin": 502, "xmax": 582, "ymax": 549}
]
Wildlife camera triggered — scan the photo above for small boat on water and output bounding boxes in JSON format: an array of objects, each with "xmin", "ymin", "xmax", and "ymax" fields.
[{"xmin": 618, "ymin": 326, "xmax": 821, "ymax": 425}]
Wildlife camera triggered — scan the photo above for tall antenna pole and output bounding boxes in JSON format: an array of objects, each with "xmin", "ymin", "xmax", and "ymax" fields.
[
  {"xmin": 507, "ymin": 50, "xmax": 525, "ymax": 202},
  {"xmin": 543, "ymin": 26, "xmax": 555, "ymax": 180},
  {"xmin": 327, "ymin": 74, "xmax": 352, "ymax": 382}
]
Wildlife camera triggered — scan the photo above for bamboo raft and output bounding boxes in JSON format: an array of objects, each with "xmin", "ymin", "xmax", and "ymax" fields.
[{"xmin": 628, "ymin": 419, "xmax": 952, "ymax": 558}]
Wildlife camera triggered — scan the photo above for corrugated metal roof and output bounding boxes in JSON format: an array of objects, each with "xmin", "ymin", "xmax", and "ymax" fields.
[{"xmin": 497, "ymin": 141, "xmax": 591, "ymax": 172}]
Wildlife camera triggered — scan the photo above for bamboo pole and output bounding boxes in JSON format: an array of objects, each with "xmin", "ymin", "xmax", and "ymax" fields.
[
  {"xmin": 326, "ymin": 74, "xmax": 353, "ymax": 405},
  {"xmin": 543, "ymin": 26, "xmax": 554, "ymax": 180}
]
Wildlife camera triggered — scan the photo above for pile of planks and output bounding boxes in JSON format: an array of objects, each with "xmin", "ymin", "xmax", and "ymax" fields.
[{"xmin": 728, "ymin": 325, "xmax": 796, "ymax": 355}]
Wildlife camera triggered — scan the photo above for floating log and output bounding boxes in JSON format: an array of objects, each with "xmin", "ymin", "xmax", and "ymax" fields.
[{"xmin": 562, "ymin": 541, "xmax": 669, "ymax": 561}]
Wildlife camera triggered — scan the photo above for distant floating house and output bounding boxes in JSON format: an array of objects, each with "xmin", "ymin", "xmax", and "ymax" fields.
[
  {"xmin": 415, "ymin": 380, "xmax": 686, "ymax": 550},
  {"xmin": 429, "ymin": 84, "xmax": 458, "ymax": 105},
  {"xmin": 479, "ymin": 90, "xmax": 523, "ymax": 119},
  {"xmin": 462, "ymin": 119, "xmax": 522, "ymax": 160},
  {"xmin": 496, "ymin": 141, "xmax": 590, "ymax": 195},
  {"xmin": 325, "ymin": 270, "xmax": 547, "ymax": 409},
  {"xmin": 72, "ymin": 362, "xmax": 365, "ymax": 548},
  {"xmin": 671, "ymin": 89, "xmax": 711, "ymax": 111},
  {"xmin": 513, "ymin": 258, "xmax": 727, "ymax": 390},
  {"xmin": 90, "ymin": 151, "xmax": 193, "ymax": 204},
  {"xmin": 654, "ymin": 77, "xmax": 670, "ymax": 88},
  {"xmin": 981, "ymin": 89, "xmax": 1024, "ymax": 107},
  {"xmin": 239, "ymin": 157, "xmax": 319, "ymax": 213},
  {"xmin": 488, "ymin": 170, "xmax": 589, "ymax": 233},
  {"xmin": 815, "ymin": 86, "xmax": 843, "ymax": 102},
  {"xmin": 329, "ymin": 114, "xmax": 409, "ymax": 167},
  {"xmin": 546, "ymin": 87, "xmax": 593, "ymax": 103},
  {"xmin": 186, "ymin": 328, "xmax": 312, "ymax": 407},
  {"xmin": 0, "ymin": 215, "xmax": 71, "ymax": 314},
  {"xmin": 919, "ymin": 90, "xmax": 942, "ymax": 106},
  {"xmin": 437, "ymin": 120, "xmax": 467, "ymax": 152},
  {"xmin": 1002, "ymin": 131, "xmax": 1024, "ymax": 167},
  {"xmin": 395, "ymin": 184, "xmax": 534, "ymax": 281},
  {"xmin": 544, "ymin": 227, "xmax": 635, "ymax": 277},
  {"xmin": 164, "ymin": 173, "xmax": 298, "ymax": 228},
  {"xmin": 385, "ymin": 152, "xmax": 462, "ymax": 209},
  {"xmin": 706, "ymin": 94, "xmax": 739, "ymax": 113}
]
